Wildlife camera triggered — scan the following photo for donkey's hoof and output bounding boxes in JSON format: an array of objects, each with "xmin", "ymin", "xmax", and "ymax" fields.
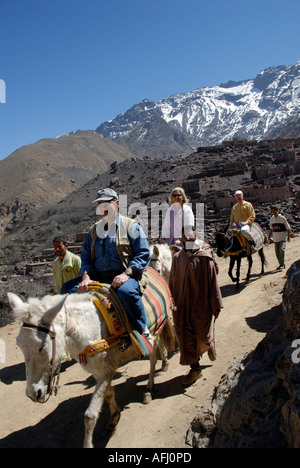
[
  {"xmin": 143, "ymin": 392, "xmax": 152, "ymax": 404},
  {"xmin": 161, "ymin": 361, "xmax": 169, "ymax": 372},
  {"xmin": 103, "ymin": 413, "xmax": 120, "ymax": 439},
  {"xmin": 103, "ymin": 423, "xmax": 117, "ymax": 440}
]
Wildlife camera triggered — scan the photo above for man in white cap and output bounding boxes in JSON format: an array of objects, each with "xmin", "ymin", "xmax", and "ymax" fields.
[
  {"xmin": 61, "ymin": 188, "xmax": 153, "ymax": 346},
  {"xmin": 230, "ymin": 190, "xmax": 256, "ymax": 249}
]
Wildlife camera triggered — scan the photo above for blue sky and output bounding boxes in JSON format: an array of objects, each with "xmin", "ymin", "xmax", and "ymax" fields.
[{"xmin": 0, "ymin": 0, "xmax": 299, "ymax": 160}]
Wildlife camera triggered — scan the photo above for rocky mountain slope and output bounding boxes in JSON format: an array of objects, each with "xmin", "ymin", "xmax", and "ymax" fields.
[
  {"xmin": 1, "ymin": 137, "xmax": 299, "ymax": 268},
  {"xmin": 96, "ymin": 100, "xmax": 197, "ymax": 157},
  {"xmin": 1, "ymin": 61, "xmax": 299, "ymax": 250},
  {"xmin": 0, "ymin": 131, "xmax": 135, "ymax": 242},
  {"xmin": 96, "ymin": 62, "xmax": 300, "ymax": 156}
]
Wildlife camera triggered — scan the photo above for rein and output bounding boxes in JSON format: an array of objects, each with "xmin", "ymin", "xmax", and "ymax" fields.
[
  {"xmin": 22, "ymin": 322, "xmax": 61, "ymax": 402},
  {"xmin": 225, "ymin": 235, "xmax": 234, "ymax": 254}
]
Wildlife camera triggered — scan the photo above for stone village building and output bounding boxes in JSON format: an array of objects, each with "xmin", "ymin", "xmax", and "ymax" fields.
[{"xmin": 9, "ymin": 137, "xmax": 298, "ymax": 283}]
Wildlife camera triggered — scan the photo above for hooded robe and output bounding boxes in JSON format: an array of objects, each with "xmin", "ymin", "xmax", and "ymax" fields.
[{"xmin": 169, "ymin": 248, "xmax": 223, "ymax": 366}]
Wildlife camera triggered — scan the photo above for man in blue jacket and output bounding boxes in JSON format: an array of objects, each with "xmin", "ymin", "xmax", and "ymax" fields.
[{"xmin": 61, "ymin": 188, "xmax": 152, "ymax": 344}]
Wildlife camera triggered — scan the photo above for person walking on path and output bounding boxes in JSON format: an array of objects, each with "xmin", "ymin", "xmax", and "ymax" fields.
[
  {"xmin": 267, "ymin": 206, "xmax": 291, "ymax": 270},
  {"xmin": 169, "ymin": 227, "xmax": 223, "ymax": 386}
]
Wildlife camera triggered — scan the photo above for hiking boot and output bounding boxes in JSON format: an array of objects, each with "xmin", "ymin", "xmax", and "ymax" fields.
[
  {"xmin": 182, "ymin": 368, "xmax": 202, "ymax": 386},
  {"xmin": 208, "ymin": 345, "xmax": 217, "ymax": 361}
]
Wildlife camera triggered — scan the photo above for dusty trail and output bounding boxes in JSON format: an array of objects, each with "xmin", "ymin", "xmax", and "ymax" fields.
[{"xmin": 0, "ymin": 238, "xmax": 299, "ymax": 448}]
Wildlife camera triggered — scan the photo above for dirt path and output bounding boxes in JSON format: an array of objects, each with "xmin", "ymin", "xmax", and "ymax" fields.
[{"xmin": 1, "ymin": 238, "xmax": 299, "ymax": 448}]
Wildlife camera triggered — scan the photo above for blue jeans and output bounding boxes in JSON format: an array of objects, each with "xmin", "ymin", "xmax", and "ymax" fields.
[
  {"xmin": 116, "ymin": 278, "xmax": 147, "ymax": 333},
  {"xmin": 60, "ymin": 272, "xmax": 147, "ymax": 333}
]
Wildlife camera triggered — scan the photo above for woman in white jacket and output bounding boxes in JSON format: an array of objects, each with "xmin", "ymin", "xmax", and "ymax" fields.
[{"xmin": 160, "ymin": 187, "xmax": 195, "ymax": 245}]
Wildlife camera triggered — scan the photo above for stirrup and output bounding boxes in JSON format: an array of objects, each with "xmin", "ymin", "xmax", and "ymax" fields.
[{"xmin": 119, "ymin": 334, "xmax": 131, "ymax": 352}]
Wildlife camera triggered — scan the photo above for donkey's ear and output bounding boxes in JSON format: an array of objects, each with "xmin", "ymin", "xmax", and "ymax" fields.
[
  {"xmin": 153, "ymin": 245, "xmax": 160, "ymax": 256},
  {"xmin": 42, "ymin": 295, "xmax": 68, "ymax": 325},
  {"xmin": 7, "ymin": 293, "xmax": 30, "ymax": 321}
]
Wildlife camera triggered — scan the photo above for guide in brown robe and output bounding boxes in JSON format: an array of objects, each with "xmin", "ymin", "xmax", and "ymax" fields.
[{"xmin": 169, "ymin": 232, "xmax": 223, "ymax": 384}]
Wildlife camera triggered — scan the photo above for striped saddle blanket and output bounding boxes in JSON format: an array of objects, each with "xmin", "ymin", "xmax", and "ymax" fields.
[
  {"xmin": 228, "ymin": 222, "xmax": 266, "ymax": 254},
  {"xmin": 250, "ymin": 222, "xmax": 267, "ymax": 250},
  {"xmin": 82, "ymin": 267, "xmax": 173, "ymax": 362}
]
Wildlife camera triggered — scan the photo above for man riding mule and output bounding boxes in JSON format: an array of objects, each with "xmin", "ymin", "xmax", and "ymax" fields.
[
  {"xmin": 60, "ymin": 188, "xmax": 153, "ymax": 347},
  {"xmin": 8, "ymin": 268, "xmax": 175, "ymax": 447},
  {"xmin": 213, "ymin": 189, "xmax": 266, "ymax": 289},
  {"xmin": 230, "ymin": 190, "xmax": 257, "ymax": 253},
  {"xmin": 7, "ymin": 187, "xmax": 179, "ymax": 447},
  {"xmin": 215, "ymin": 222, "xmax": 267, "ymax": 289}
]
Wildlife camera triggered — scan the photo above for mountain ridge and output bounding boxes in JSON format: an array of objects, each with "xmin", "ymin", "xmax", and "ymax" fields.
[
  {"xmin": 0, "ymin": 61, "xmax": 299, "ymax": 261},
  {"xmin": 0, "ymin": 130, "xmax": 136, "ymax": 242},
  {"xmin": 96, "ymin": 61, "xmax": 300, "ymax": 156}
]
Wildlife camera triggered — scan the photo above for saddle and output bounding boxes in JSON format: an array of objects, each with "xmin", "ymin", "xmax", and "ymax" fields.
[
  {"xmin": 79, "ymin": 267, "xmax": 173, "ymax": 364},
  {"xmin": 227, "ymin": 222, "xmax": 266, "ymax": 256}
]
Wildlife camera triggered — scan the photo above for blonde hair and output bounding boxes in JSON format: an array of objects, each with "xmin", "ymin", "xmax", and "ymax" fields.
[{"xmin": 169, "ymin": 187, "xmax": 189, "ymax": 204}]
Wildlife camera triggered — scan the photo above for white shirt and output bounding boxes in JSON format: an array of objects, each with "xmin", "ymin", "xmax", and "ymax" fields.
[
  {"xmin": 161, "ymin": 204, "xmax": 195, "ymax": 242},
  {"xmin": 270, "ymin": 214, "xmax": 291, "ymax": 242}
]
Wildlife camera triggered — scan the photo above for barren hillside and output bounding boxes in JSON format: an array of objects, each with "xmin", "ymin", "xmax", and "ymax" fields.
[{"xmin": 0, "ymin": 131, "xmax": 135, "ymax": 243}]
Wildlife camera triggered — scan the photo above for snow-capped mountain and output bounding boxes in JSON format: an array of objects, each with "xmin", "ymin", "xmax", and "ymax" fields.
[{"xmin": 96, "ymin": 62, "xmax": 300, "ymax": 156}]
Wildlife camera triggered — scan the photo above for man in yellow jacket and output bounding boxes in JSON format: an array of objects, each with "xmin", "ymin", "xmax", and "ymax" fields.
[
  {"xmin": 230, "ymin": 190, "xmax": 256, "ymax": 249},
  {"xmin": 52, "ymin": 236, "xmax": 81, "ymax": 293}
]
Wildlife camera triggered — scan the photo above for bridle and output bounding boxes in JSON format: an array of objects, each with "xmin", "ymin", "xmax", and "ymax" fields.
[
  {"xmin": 150, "ymin": 258, "xmax": 164, "ymax": 277},
  {"xmin": 22, "ymin": 322, "xmax": 61, "ymax": 402}
]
